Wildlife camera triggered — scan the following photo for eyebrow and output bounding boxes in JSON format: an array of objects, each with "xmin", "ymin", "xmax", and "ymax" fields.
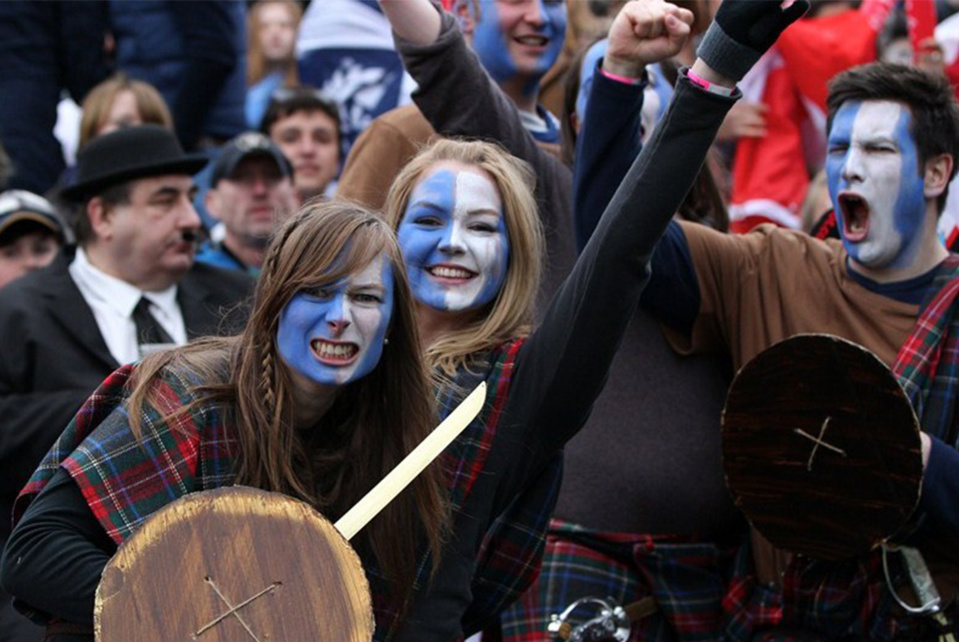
[
  {"xmin": 465, "ymin": 208, "xmax": 500, "ymax": 217},
  {"xmin": 150, "ymin": 186, "xmax": 187, "ymax": 200}
]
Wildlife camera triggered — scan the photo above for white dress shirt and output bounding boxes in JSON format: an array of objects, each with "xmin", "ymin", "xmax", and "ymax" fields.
[{"xmin": 68, "ymin": 248, "xmax": 187, "ymax": 365}]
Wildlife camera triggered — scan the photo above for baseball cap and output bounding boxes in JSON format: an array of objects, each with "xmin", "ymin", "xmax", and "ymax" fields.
[
  {"xmin": 0, "ymin": 190, "xmax": 66, "ymax": 241},
  {"xmin": 210, "ymin": 132, "xmax": 293, "ymax": 186}
]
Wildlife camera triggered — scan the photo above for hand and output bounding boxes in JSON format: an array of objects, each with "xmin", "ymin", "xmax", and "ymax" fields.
[
  {"xmin": 717, "ymin": 101, "xmax": 767, "ymax": 141},
  {"xmin": 603, "ymin": 0, "xmax": 695, "ymax": 79},
  {"xmin": 697, "ymin": 0, "xmax": 810, "ymax": 83}
]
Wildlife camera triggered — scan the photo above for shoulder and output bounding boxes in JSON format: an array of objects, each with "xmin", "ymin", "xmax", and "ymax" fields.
[
  {"xmin": 184, "ymin": 261, "xmax": 255, "ymax": 299},
  {"xmin": 355, "ymin": 105, "xmax": 435, "ymax": 151}
]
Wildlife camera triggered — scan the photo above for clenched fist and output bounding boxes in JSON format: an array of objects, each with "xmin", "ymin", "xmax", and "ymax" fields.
[{"xmin": 603, "ymin": 0, "xmax": 694, "ymax": 79}]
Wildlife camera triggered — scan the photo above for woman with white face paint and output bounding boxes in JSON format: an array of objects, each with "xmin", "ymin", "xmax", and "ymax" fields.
[{"xmin": 2, "ymin": 202, "xmax": 454, "ymax": 641}]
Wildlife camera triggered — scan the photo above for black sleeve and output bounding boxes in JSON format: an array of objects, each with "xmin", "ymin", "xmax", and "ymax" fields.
[
  {"xmin": 573, "ymin": 60, "xmax": 701, "ymax": 335},
  {"xmin": 506, "ymin": 74, "xmax": 739, "ymax": 458},
  {"xmin": 2, "ymin": 469, "xmax": 115, "ymax": 626},
  {"xmin": 169, "ymin": 0, "xmax": 238, "ymax": 148},
  {"xmin": 572, "ymin": 60, "xmax": 646, "ymax": 251}
]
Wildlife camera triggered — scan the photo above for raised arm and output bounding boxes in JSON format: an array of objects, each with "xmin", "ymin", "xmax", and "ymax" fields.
[
  {"xmin": 378, "ymin": 0, "xmax": 552, "ymax": 174},
  {"xmin": 508, "ymin": 0, "xmax": 810, "ymax": 454}
]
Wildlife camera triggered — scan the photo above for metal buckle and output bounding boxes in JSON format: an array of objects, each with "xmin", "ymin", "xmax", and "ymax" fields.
[{"xmin": 547, "ymin": 597, "xmax": 631, "ymax": 642}]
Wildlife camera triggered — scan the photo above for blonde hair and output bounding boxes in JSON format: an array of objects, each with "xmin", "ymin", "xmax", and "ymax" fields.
[
  {"xmin": 384, "ymin": 138, "xmax": 545, "ymax": 376},
  {"xmin": 127, "ymin": 200, "xmax": 449, "ymax": 598},
  {"xmin": 79, "ymin": 75, "xmax": 173, "ymax": 148},
  {"xmin": 247, "ymin": 0, "xmax": 302, "ymax": 86}
]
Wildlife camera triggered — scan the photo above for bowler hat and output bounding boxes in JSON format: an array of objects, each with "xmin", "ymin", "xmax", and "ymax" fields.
[{"xmin": 62, "ymin": 125, "xmax": 209, "ymax": 202}]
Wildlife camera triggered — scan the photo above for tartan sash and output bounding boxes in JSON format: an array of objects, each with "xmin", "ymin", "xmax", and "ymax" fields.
[{"xmin": 892, "ymin": 253, "xmax": 959, "ymax": 448}]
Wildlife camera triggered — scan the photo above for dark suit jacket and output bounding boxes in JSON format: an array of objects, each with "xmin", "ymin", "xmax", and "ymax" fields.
[{"xmin": 0, "ymin": 248, "xmax": 253, "ymax": 544}]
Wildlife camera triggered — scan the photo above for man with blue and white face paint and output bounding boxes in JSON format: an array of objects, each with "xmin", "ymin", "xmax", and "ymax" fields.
[
  {"xmin": 575, "ymin": 25, "xmax": 959, "ymax": 632},
  {"xmin": 398, "ymin": 164, "xmax": 509, "ymax": 312},
  {"xmin": 827, "ymin": 100, "xmax": 944, "ymax": 281},
  {"xmin": 277, "ymin": 255, "xmax": 394, "ymax": 387}
]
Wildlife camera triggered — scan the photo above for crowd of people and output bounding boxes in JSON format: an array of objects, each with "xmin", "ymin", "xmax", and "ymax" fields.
[{"xmin": 0, "ymin": 0, "xmax": 957, "ymax": 640}]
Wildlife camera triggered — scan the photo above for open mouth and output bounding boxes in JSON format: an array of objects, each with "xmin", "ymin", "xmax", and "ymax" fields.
[
  {"xmin": 427, "ymin": 265, "xmax": 477, "ymax": 283},
  {"xmin": 310, "ymin": 339, "xmax": 359, "ymax": 365},
  {"xmin": 514, "ymin": 35, "xmax": 549, "ymax": 48},
  {"xmin": 838, "ymin": 192, "xmax": 870, "ymax": 242}
]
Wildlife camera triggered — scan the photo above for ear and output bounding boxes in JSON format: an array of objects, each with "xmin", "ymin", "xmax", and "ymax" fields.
[
  {"xmin": 204, "ymin": 189, "xmax": 223, "ymax": 222},
  {"xmin": 453, "ymin": 0, "xmax": 476, "ymax": 37},
  {"xmin": 86, "ymin": 196, "xmax": 113, "ymax": 241},
  {"xmin": 923, "ymin": 153, "xmax": 953, "ymax": 200}
]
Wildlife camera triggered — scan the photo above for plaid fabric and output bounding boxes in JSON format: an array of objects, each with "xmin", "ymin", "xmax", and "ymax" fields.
[
  {"xmin": 893, "ymin": 254, "xmax": 959, "ymax": 447},
  {"xmin": 443, "ymin": 339, "xmax": 567, "ymax": 635},
  {"xmin": 500, "ymin": 519, "xmax": 746, "ymax": 642}
]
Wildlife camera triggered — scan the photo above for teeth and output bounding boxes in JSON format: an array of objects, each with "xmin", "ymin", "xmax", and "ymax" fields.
[
  {"xmin": 517, "ymin": 36, "xmax": 547, "ymax": 46},
  {"xmin": 311, "ymin": 340, "xmax": 357, "ymax": 359},
  {"xmin": 850, "ymin": 219, "xmax": 867, "ymax": 233},
  {"xmin": 429, "ymin": 266, "xmax": 473, "ymax": 279}
]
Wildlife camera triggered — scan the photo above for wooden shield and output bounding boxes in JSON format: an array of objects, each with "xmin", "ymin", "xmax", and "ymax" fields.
[
  {"xmin": 95, "ymin": 486, "xmax": 373, "ymax": 641},
  {"xmin": 721, "ymin": 334, "xmax": 923, "ymax": 561}
]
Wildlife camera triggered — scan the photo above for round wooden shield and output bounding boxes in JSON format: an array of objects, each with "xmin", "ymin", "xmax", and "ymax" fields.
[
  {"xmin": 721, "ymin": 334, "xmax": 923, "ymax": 561},
  {"xmin": 95, "ymin": 486, "xmax": 373, "ymax": 641}
]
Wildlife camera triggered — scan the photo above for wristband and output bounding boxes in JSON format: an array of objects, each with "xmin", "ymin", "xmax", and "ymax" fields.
[
  {"xmin": 599, "ymin": 64, "xmax": 646, "ymax": 86},
  {"xmin": 686, "ymin": 68, "xmax": 736, "ymax": 97}
]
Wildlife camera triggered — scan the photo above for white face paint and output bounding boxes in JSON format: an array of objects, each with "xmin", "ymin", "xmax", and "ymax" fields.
[
  {"xmin": 827, "ymin": 100, "xmax": 927, "ymax": 272},
  {"xmin": 398, "ymin": 164, "xmax": 510, "ymax": 312}
]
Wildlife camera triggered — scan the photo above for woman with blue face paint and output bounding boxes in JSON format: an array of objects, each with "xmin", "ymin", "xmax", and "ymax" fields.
[{"xmin": 2, "ymin": 202, "xmax": 454, "ymax": 641}]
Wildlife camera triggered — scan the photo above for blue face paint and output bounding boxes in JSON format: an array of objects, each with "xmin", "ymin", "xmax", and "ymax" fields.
[
  {"xmin": 826, "ymin": 100, "xmax": 928, "ymax": 272},
  {"xmin": 473, "ymin": 0, "xmax": 567, "ymax": 94},
  {"xmin": 398, "ymin": 166, "xmax": 510, "ymax": 312},
  {"xmin": 277, "ymin": 256, "xmax": 394, "ymax": 387}
]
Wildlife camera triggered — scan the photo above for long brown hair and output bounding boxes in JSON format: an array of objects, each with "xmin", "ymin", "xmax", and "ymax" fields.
[
  {"xmin": 127, "ymin": 201, "xmax": 450, "ymax": 597},
  {"xmin": 383, "ymin": 139, "xmax": 545, "ymax": 376},
  {"xmin": 247, "ymin": 0, "xmax": 302, "ymax": 87}
]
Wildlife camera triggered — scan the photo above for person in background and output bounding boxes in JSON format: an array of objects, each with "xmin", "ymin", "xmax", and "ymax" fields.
[
  {"xmin": 246, "ymin": 0, "xmax": 303, "ymax": 129},
  {"xmin": 0, "ymin": 191, "xmax": 67, "ymax": 290},
  {"xmin": 198, "ymin": 132, "xmax": 300, "ymax": 274},
  {"xmin": 261, "ymin": 88, "xmax": 342, "ymax": 200},
  {"xmin": 78, "ymin": 75, "xmax": 174, "ymax": 149}
]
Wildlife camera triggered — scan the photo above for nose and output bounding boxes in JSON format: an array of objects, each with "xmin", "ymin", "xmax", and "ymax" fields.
[
  {"xmin": 326, "ymin": 295, "xmax": 352, "ymax": 337},
  {"xmin": 438, "ymin": 221, "xmax": 466, "ymax": 255},
  {"xmin": 180, "ymin": 199, "xmax": 202, "ymax": 232},
  {"xmin": 250, "ymin": 174, "xmax": 269, "ymax": 197},
  {"xmin": 841, "ymin": 148, "xmax": 865, "ymax": 184},
  {"xmin": 327, "ymin": 319, "xmax": 350, "ymax": 336},
  {"xmin": 525, "ymin": 0, "xmax": 545, "ymax": 25}
]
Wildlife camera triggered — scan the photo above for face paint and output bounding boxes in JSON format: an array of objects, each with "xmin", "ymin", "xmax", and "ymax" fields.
[
  {"xmin": 473, "ymin": 0, "xmax": 567, "ymax": 92},
  {"xmin": 277, "ymin": 255, "xmax": 393, "ymax": 387},
  {"xmin": 398, "ymin": 165, "xmax": 510, "ymax": 312},
  {"xmin": 826, "ymin": 100, "xmax": 927, "ymax": 272}
]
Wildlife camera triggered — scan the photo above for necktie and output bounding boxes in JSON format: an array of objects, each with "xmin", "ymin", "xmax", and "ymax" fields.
[{"xmin": 132, "ymin": 297, "xmax": 174, "ymax": 347}]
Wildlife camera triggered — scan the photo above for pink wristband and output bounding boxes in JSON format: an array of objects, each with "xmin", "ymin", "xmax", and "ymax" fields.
[
  {"xmin": 599, "ymin": 65, "xmax": 645, "ymax": 86},
  {"xmin": 686, "ymin": 68, "xmax": 736, "ymax": 97}
]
